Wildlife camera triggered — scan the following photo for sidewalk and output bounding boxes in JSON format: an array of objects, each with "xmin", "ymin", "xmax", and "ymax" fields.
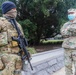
[
  {"xmin": 52, "ymin": 66, "xmax": 75, "ymax": 75},
  {"xmin": 52, "ymin": 67, "xmax": 65, "ymax": 75}
]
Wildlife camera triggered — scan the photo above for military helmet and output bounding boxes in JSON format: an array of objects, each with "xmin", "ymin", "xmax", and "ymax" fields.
[{"xmin": 68, "ymin": 8, "xmax": 76, "ymax": 12}]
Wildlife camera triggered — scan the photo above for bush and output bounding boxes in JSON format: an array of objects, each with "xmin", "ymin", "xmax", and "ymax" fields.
[
  {"xmin": 41, "ymin": 39, "xmax": 63, "ymax": 45},
  {"xmin": 27, "ymin": 47, "xmax": 37, "ymax": 54}
]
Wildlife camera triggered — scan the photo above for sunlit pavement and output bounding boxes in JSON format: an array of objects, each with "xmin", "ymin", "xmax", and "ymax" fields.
[
  {"xmin": 52, "ymin": 66, "xmax": 75, "ymax": 75},
  {"xmin": 52, "ymin": 67, "xmax": 65, "ymax": 75}
]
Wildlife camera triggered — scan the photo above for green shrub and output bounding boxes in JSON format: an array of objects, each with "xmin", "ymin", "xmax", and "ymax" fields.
[
  {"xmin": 27, "ymin": 47, "xmax": 37, "ymax": 54},
  {"xmin": 41, "ymin": 40, "xmax": 63, "ymax": 44}
]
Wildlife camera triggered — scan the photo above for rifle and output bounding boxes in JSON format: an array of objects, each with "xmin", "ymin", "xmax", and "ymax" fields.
[{"xmin": 9, "ymin": 18, "xmax": 33, "ymax": 70}]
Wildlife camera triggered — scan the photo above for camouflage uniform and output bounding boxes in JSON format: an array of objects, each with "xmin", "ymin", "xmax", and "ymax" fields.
[
  {"xmin": 0, "ymin": 17, "xmax": 24, "ymax": 75},
  {"xmin": 61, "ymin": 20, "xmax": 76, "ymax": 75}
]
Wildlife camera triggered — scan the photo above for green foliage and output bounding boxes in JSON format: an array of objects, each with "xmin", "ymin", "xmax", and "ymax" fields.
[
  {"xmin": 19, "ymin": 19, "xmax": 37, "ymax": 43},
  {"xmin": 41, "ymin": 40, "xmax": 63, "ymax": 44},
  {"xmin": 16, "ymin": 0, "xmax": 62, "ymax": 44},
  {"xmin": 27, "ymin": 47, "xmax": 37, "ymax": 54}
]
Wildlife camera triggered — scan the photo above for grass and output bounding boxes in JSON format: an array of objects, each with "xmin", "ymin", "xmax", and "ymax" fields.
[
  {"xmin": 27, "ymin": 47, "xmax": 37, "ymax": 54},
  {"xmin": 41, "ymin": 39, "xmax": 63, "ymax": 44}
]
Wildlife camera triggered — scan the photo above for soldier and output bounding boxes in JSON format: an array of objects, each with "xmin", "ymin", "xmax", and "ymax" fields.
[
  {"xmin": 61, "ymin": 8, "xmax": 76, "ymax": 75},
  {"xmin": 0, "ymin": 1, "xmax": 27, "ymax": 75}
]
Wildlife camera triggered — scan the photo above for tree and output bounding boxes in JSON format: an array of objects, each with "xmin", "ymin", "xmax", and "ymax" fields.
[{"xmin": 14, "ymin": 0, "xmax": 61, "ymax": 45}]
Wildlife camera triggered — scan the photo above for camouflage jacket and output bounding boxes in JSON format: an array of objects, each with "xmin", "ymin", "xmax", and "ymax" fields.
[
  {"xmin": 61, "ymin": 20, "xmax": 76, "ymax": 49},
  {"xmin": 0, "ymin": 17, "xmax": 24, "ymax": 53}
]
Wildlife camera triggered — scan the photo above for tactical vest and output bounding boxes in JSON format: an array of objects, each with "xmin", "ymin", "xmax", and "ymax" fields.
[{"xmin": 0, "ymin": 17, "xmax": 24, "ymax": 54}]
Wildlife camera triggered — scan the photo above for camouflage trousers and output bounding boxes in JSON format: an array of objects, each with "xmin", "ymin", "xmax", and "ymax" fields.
[
  {"xmin": 65, "ymin": 49, "xmax": 76, "ymax": 75},
  {"xmin": 0, "ymin": 53, "xmax": 22, "ymax": 75}
]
